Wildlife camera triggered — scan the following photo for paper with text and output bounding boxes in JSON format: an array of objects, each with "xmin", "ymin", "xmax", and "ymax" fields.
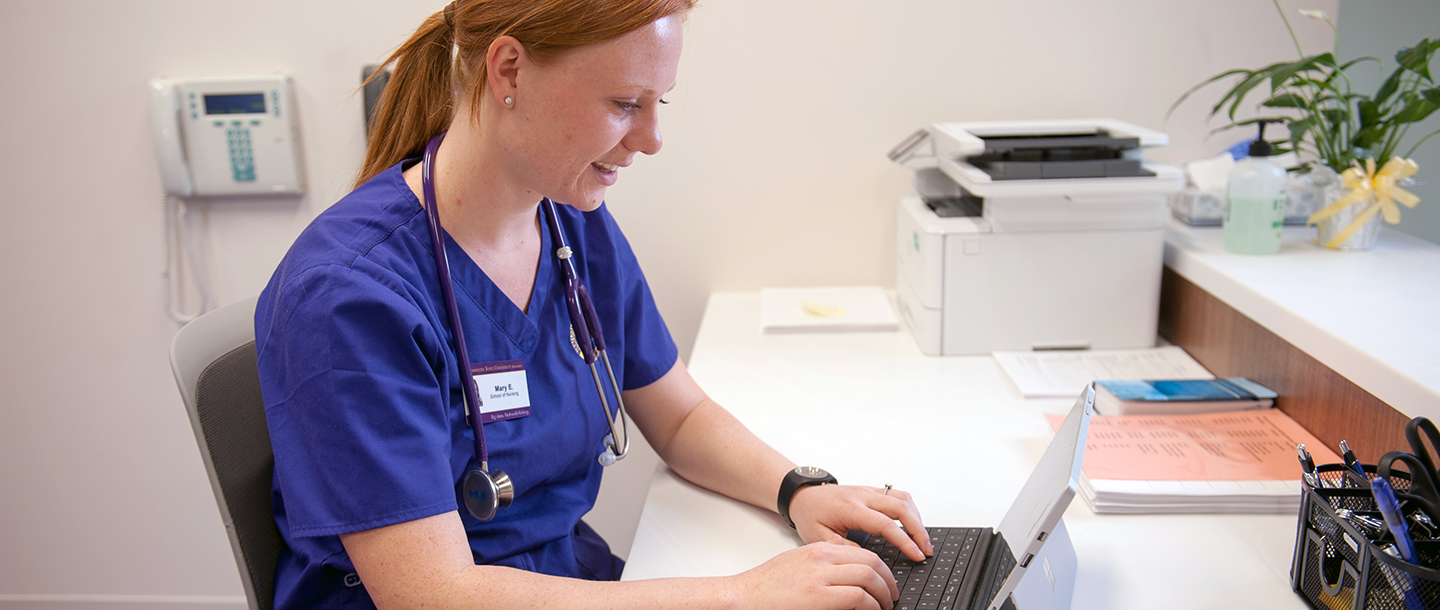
[
  {"xmin": 995, "ymin": 346, "xmax": 1212, "ymax": 398},
  {"xmin": 1045, "ymin": 409, "xmax": 1341, "ymax": 481}
]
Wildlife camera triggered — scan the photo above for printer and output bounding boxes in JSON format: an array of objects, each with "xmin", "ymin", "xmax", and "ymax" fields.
[{"xmin": 890, "ymin": 119, "xmax": 1183, "ymax": 355}]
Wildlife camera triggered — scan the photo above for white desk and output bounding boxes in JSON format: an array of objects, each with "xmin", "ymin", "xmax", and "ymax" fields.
[
  {"xmin": 622, "ymin": 293, "xmax": 1308, "ymax": 609},
  {"xmin": 1164, "ymin": 221, "xmax": 1440, "ymax": 419}
]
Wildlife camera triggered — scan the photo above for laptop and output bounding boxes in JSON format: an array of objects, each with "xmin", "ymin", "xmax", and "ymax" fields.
[{"xmin": 847, "ymin": 385, "xmax": 1095, "ymax": 610}]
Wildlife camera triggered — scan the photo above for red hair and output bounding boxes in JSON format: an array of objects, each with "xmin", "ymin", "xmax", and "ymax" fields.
[{"xmin": 356, "ymin": 0, "xmax": 695, "ymax": 188}]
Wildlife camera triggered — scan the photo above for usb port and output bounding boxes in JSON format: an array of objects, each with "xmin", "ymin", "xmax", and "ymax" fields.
[
  {"xmin": 1037, "ymin": 531, "xmax": 1047, "ymax": 542},
  {"xmin": 1020, "ymin": 553, "xmax": 1034, "ymax": 568}
]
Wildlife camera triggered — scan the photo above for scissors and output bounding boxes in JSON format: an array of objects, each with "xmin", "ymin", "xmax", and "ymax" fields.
[
  {"xmin": 1406, "ymin": 417, "xmax": 1440, "ymax": 489},
  {"xmin": 1374, "ymin": 417, "xmax": 1440, "ymax": 521}
]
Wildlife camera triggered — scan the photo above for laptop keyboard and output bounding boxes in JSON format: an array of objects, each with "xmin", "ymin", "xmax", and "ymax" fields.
[{"xmin": 862, "ymin": 527, "xmax": 985, "ymax": 610}]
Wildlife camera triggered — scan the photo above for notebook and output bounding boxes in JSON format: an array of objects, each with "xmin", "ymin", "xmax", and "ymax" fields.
[{"xmin": 848, "ymin": 385, "xmax": 1095, "ymax": 610}]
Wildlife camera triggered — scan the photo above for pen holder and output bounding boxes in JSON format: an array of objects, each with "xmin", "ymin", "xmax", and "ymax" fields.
[{"xmin": 1291, "ymin": 465, "xmax": 1440, "ymax": 610}]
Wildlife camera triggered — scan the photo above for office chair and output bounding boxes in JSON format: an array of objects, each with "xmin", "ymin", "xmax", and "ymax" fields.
[{"xmin": 170, "ymin": 296, "xmax": 281, "ymax": 610}]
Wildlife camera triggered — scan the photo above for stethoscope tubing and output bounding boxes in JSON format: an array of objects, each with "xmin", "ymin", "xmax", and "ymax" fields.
[
  {"xmin": 423, "ymin": 132, "xmax": 629, "ymax": 482},
  {"xmin": 540, "ymin": 197, "xmax": 630, "ymax": 462},
  {"xmin": 423, "ymin": 133, "xmax": 491, "ymax": 471}
]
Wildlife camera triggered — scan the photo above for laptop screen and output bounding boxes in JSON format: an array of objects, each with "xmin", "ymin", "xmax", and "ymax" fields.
[{"xmin": 988, "ymin": 386, "xmax": 1095, "ymax": 607}]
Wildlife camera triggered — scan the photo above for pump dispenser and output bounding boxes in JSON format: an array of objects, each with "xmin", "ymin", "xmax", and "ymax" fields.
[{"xmin": 1223, "ymin": 120, "xmax": 1287, "ymax": 254}]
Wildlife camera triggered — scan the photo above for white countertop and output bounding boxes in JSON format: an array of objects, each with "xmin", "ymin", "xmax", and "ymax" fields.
[
  {"xmin": 622, "ymin": 293, "xmax": 1309, "ymax": 610},
  {"xmin": 1163, "ymin": 221, "xmax": 1440, "ymax": 419}
]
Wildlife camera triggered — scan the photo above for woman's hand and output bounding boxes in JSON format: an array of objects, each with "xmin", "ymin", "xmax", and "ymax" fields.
[
  {"xmin": 731, "ymin": 535, "xmax": 899, "ymax": 610},
  {"xmin": 789, "ymin": 484, "xmax": 933, "ymax": 562}
]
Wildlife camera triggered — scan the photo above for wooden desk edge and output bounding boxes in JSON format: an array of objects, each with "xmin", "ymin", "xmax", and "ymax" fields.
[{"xmin": 1159, "ymin": 267, "xmax": 1412, "ymax": 464}]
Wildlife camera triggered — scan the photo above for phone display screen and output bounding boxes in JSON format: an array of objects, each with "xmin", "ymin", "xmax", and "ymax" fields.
[{"xmin": 203, "ymin": 93, "xmax": 266, "ymax": 115}]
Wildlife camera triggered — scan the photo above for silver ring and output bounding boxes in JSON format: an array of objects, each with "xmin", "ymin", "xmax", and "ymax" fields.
[{"xmin": 882, "ymin": 484, "xmax": 892, "ymax": 496}]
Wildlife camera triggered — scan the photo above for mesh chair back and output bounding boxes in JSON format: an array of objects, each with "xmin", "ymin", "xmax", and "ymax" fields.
[{"xmin": 171, "ymin": 298, "xmax": 281, "ymax": 610}]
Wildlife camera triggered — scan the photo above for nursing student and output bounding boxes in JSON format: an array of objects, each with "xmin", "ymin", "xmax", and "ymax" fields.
[{"xmin": 255, "ymin": 1, "xmax": 931, "ymax": 608}]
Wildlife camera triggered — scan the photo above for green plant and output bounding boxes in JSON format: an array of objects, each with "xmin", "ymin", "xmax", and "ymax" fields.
[{"xmin": 1171, "ymin": 3, "xmax": 1440, "ymax": 173}]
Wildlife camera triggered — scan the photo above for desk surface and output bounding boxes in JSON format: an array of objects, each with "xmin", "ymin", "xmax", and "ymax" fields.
[
  {"xmin": 622, "ymin": 292, "xmax": 1308, "ymax": 610},
  {"xmin": 1164, "ymin": 221, "xmax": 1440, "ymax": 419}
]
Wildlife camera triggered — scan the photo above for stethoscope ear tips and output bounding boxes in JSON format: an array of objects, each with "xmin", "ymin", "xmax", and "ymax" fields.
[
  {"xmin": 596, "ymin": 433, "xmax": 627, "ymax": 467},
  {"xmin": 596, "ymin": 434, "xmax": 619, "ymax": 466},
  {"xmin": 598, "ymin": 434, "xmax": 618, "ymax": 467}
]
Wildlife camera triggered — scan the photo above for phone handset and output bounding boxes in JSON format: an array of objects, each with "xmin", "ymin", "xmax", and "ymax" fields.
[
  {"xmin": 150, "ymin": 79, "xmax": 206, "ymax": 323},
  {"xmin": 148, "ymin": 79, "xmax": 195, "ymax": 198}
]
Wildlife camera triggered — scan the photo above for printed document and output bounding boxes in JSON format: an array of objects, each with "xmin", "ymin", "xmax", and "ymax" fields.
[
  {"xmin": 1045, "ymin": 410, "xmax": 1342, "ymax": 513},
  {"xmin": 995, "ymin": 346, "xmax": 1212, "ymax": 398}
]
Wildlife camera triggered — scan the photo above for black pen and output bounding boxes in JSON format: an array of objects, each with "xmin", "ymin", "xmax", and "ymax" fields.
[{"xmin": 1340, "ymin": 440, "xmax": 1365, "ymax": 477}]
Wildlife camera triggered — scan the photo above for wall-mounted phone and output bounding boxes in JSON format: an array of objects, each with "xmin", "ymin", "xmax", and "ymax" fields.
[
  {"xmin": 149, "ymin": 74, "xmax": 305, "ymax": 197},
  {"xmin": 149, "ymin": 74, "xmax": 305, "ymax": 324}
]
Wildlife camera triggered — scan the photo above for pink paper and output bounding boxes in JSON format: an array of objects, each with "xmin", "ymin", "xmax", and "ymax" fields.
[{"xmin": 1046, "ymin": 409, "xmax": 1343, "ymax": 481}]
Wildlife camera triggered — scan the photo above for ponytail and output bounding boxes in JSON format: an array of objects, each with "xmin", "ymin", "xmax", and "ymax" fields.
[
  {"xmin": 354, "ymin": 0, "xmax": 696, "ymax": 190},
  {"xmin": 354, "ymin": 10, "xmax": 456, "ymax": 188}
]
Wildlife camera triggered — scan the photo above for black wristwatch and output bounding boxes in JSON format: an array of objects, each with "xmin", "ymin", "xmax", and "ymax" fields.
[{"xmin": 777, "ymin": 466, "xmax": 837, "ymax": 529}]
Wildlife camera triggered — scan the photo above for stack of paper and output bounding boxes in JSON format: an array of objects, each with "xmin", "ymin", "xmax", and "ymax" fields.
[
  {"xmin": 1046, "ymin": 409, "xmax": 1341, "ymax": 514},
  {"xmin": 994, "ymin": 346, "xmax": 1213, "ymax": 398},
  {"xmin": 759, "ymin": 286, "xmax": 899, "ymax": 334}
]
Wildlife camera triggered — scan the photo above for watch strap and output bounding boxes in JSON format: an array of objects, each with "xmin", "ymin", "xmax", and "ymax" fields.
[{"xmin": 777, "ymin": 467, "xmax": 838, "ymax": 529}]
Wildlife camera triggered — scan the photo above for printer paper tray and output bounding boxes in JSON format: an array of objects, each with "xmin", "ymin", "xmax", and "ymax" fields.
[{"xmin": 939, "ymin": 157, "xmax": 1182, "ymax": 199}]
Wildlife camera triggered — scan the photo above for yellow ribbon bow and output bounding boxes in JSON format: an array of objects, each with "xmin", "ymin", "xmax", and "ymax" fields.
[{"xmin": 1306, "ymin": 156, "xmax": 1421, "ymax": 249}]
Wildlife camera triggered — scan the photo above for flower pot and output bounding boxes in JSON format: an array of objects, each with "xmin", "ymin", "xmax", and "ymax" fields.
[{"xmin": 1309, "ymin": 166, "xmax": 1383, "ymax": 251}]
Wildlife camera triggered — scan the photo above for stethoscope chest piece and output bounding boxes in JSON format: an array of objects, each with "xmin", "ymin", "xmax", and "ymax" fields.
[
  {"xmin": 422, "ymin": 131, "xmax": 629, "ymax": 523},
  {"xmin": 462, "ymin": 467, "xmax": 514, "ymax": 522}
]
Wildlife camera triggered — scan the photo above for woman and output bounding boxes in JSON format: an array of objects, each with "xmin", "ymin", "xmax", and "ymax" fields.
[{"xmin": 255, "ymin": 1, "xmax": 931, "ymax": 608}]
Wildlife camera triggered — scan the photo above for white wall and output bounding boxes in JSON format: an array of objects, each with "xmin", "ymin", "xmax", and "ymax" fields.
[
  {"xmin": 1337, "ymin": 0, "xmax": 1440, "ymax": 245},
  {"xmin": 0, "ymin": 0, "xmax": 1338, "ymax": 606}
]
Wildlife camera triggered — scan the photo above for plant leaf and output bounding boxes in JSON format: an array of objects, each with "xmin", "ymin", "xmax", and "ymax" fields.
[
  {"xmin": 1354, "ymin": 126, "xmax": 1384, "ymax": 149},
  {"xmin": 1339, "ymin": 56, "xmax": 1381, "ymax": 72},
  {"xmin": 1206, "ymin": 117, "xmax": 1284, "ymax": 137},
  {"xmin": 1271, "ymin": 54, "xmax": 1336, "ymax": 92},
  {"xmin": 1167, "ymin": 68, "xmax": 1251, "ymax": 120},
  {"xmin": 1263, "ymin": 93, "xmax": 1307, "ymax": 108},
  {"xmin": 1270, "ymin": 57, "xmax": 1311, "ymax": 91},
  {"xmin": 1376, "ymin": 69, "xmax": 1405, "ymax": 106},
  {"xmin": 1358, "ymin": 100, "xmax": 1381, "ymax": 128},
  {"xmin": 1224, "ymin": 72, "xmax": 1272, "ymax": 120},
  {"xmin": 1423, "ymin": 88, "xmax": 1440, "ymax": 106},
  {"xmin": 1394, "ymin": 93, "xmax": 1439, "ymax": 124},
  {"xmin": 1288, "ymin": 116, "xmax": 1315, "ymax": 139},
  {"xmin": 1396, "ymin": 39, "xmax": 1435, "ymax": 81}
]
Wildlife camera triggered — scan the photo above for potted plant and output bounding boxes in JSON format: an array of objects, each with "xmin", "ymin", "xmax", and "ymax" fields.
[{"xmin": 1172, "ymin": 3, "xmax": 1439, "ymax": 249}]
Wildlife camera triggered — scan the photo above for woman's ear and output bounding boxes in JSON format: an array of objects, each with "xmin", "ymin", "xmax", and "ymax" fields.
[{"xmin": 485, "ymin": 36, "xmax": 524, "ymax": 108}]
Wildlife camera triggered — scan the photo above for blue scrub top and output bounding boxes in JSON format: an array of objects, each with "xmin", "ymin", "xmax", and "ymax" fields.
[{"xmin": 255, "ymin": 160, "xmax": 678, "ymax": 609}]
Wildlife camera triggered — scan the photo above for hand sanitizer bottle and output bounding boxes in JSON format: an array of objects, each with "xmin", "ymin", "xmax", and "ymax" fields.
[{"xmin": 1223, "ymin": 121, "xmax": 1287, "ymax": 254}]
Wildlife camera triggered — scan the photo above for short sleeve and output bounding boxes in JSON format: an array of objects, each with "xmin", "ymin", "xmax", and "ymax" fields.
[
  {"xmin": 257, "ymin": 265, "xmax": 458, "ymax": 538},
  {"xmin": 596, "ymin": 210, "xmax": 678, "ymax": 391}
]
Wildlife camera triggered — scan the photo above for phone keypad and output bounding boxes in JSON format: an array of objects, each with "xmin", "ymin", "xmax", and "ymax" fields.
[{"xmin": 226, "ymin": 122, "xmax": 255, "ymax": 182}]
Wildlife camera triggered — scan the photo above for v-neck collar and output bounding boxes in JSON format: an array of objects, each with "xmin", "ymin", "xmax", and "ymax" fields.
[{"xmin": 439, "ymin": 207, "xmax": 553, "ymax": 355}]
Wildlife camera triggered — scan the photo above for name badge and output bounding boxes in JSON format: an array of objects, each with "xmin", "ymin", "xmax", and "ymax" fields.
[{"xmin": 470, "ymin": 359, "xmax": 531, "ymax": 423}]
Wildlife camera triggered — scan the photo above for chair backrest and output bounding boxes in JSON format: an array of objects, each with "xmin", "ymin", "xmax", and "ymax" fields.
[{"xmin": 170, "ymin": 296, "xmax": 280, "ymax": 610}]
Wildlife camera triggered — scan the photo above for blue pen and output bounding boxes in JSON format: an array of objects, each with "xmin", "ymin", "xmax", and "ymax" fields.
[
  {"xmin": 1372, "ymin": 478, "xmax": 1424, "ymax": 610},
  {"xmin": 1372, "ymin": 478, "xmax": 1418, "ymax": 561},
  {"xmin": 1341, "ymin": 440, "xmax": 1365, "ymax": 479}
]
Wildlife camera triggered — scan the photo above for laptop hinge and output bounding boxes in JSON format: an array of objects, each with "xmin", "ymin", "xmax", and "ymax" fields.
[{"xmin": 956, "ymin": 529, "xmax": 994, "ymax": 610}]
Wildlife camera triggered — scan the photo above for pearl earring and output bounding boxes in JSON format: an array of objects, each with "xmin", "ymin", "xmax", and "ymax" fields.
[{"xmin": 504, "ymin": 96, "xmax": 513, "ymax": 105}]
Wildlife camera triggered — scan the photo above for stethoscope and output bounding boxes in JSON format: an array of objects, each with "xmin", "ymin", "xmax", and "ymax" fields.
[{"xmin": 421, "ymin": 132, "xmax": 630, "ymax": 522}]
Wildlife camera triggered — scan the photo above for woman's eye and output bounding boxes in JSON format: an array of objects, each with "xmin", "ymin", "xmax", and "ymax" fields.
[{"xmin": 615, "ymin": 101, "xmax": 640, "ymax": 112}]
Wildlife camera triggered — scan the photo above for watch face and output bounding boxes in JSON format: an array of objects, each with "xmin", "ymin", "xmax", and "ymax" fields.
[{"xmin": 796, "ymin": 466, "xmax": 829, "ymax": 479}]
